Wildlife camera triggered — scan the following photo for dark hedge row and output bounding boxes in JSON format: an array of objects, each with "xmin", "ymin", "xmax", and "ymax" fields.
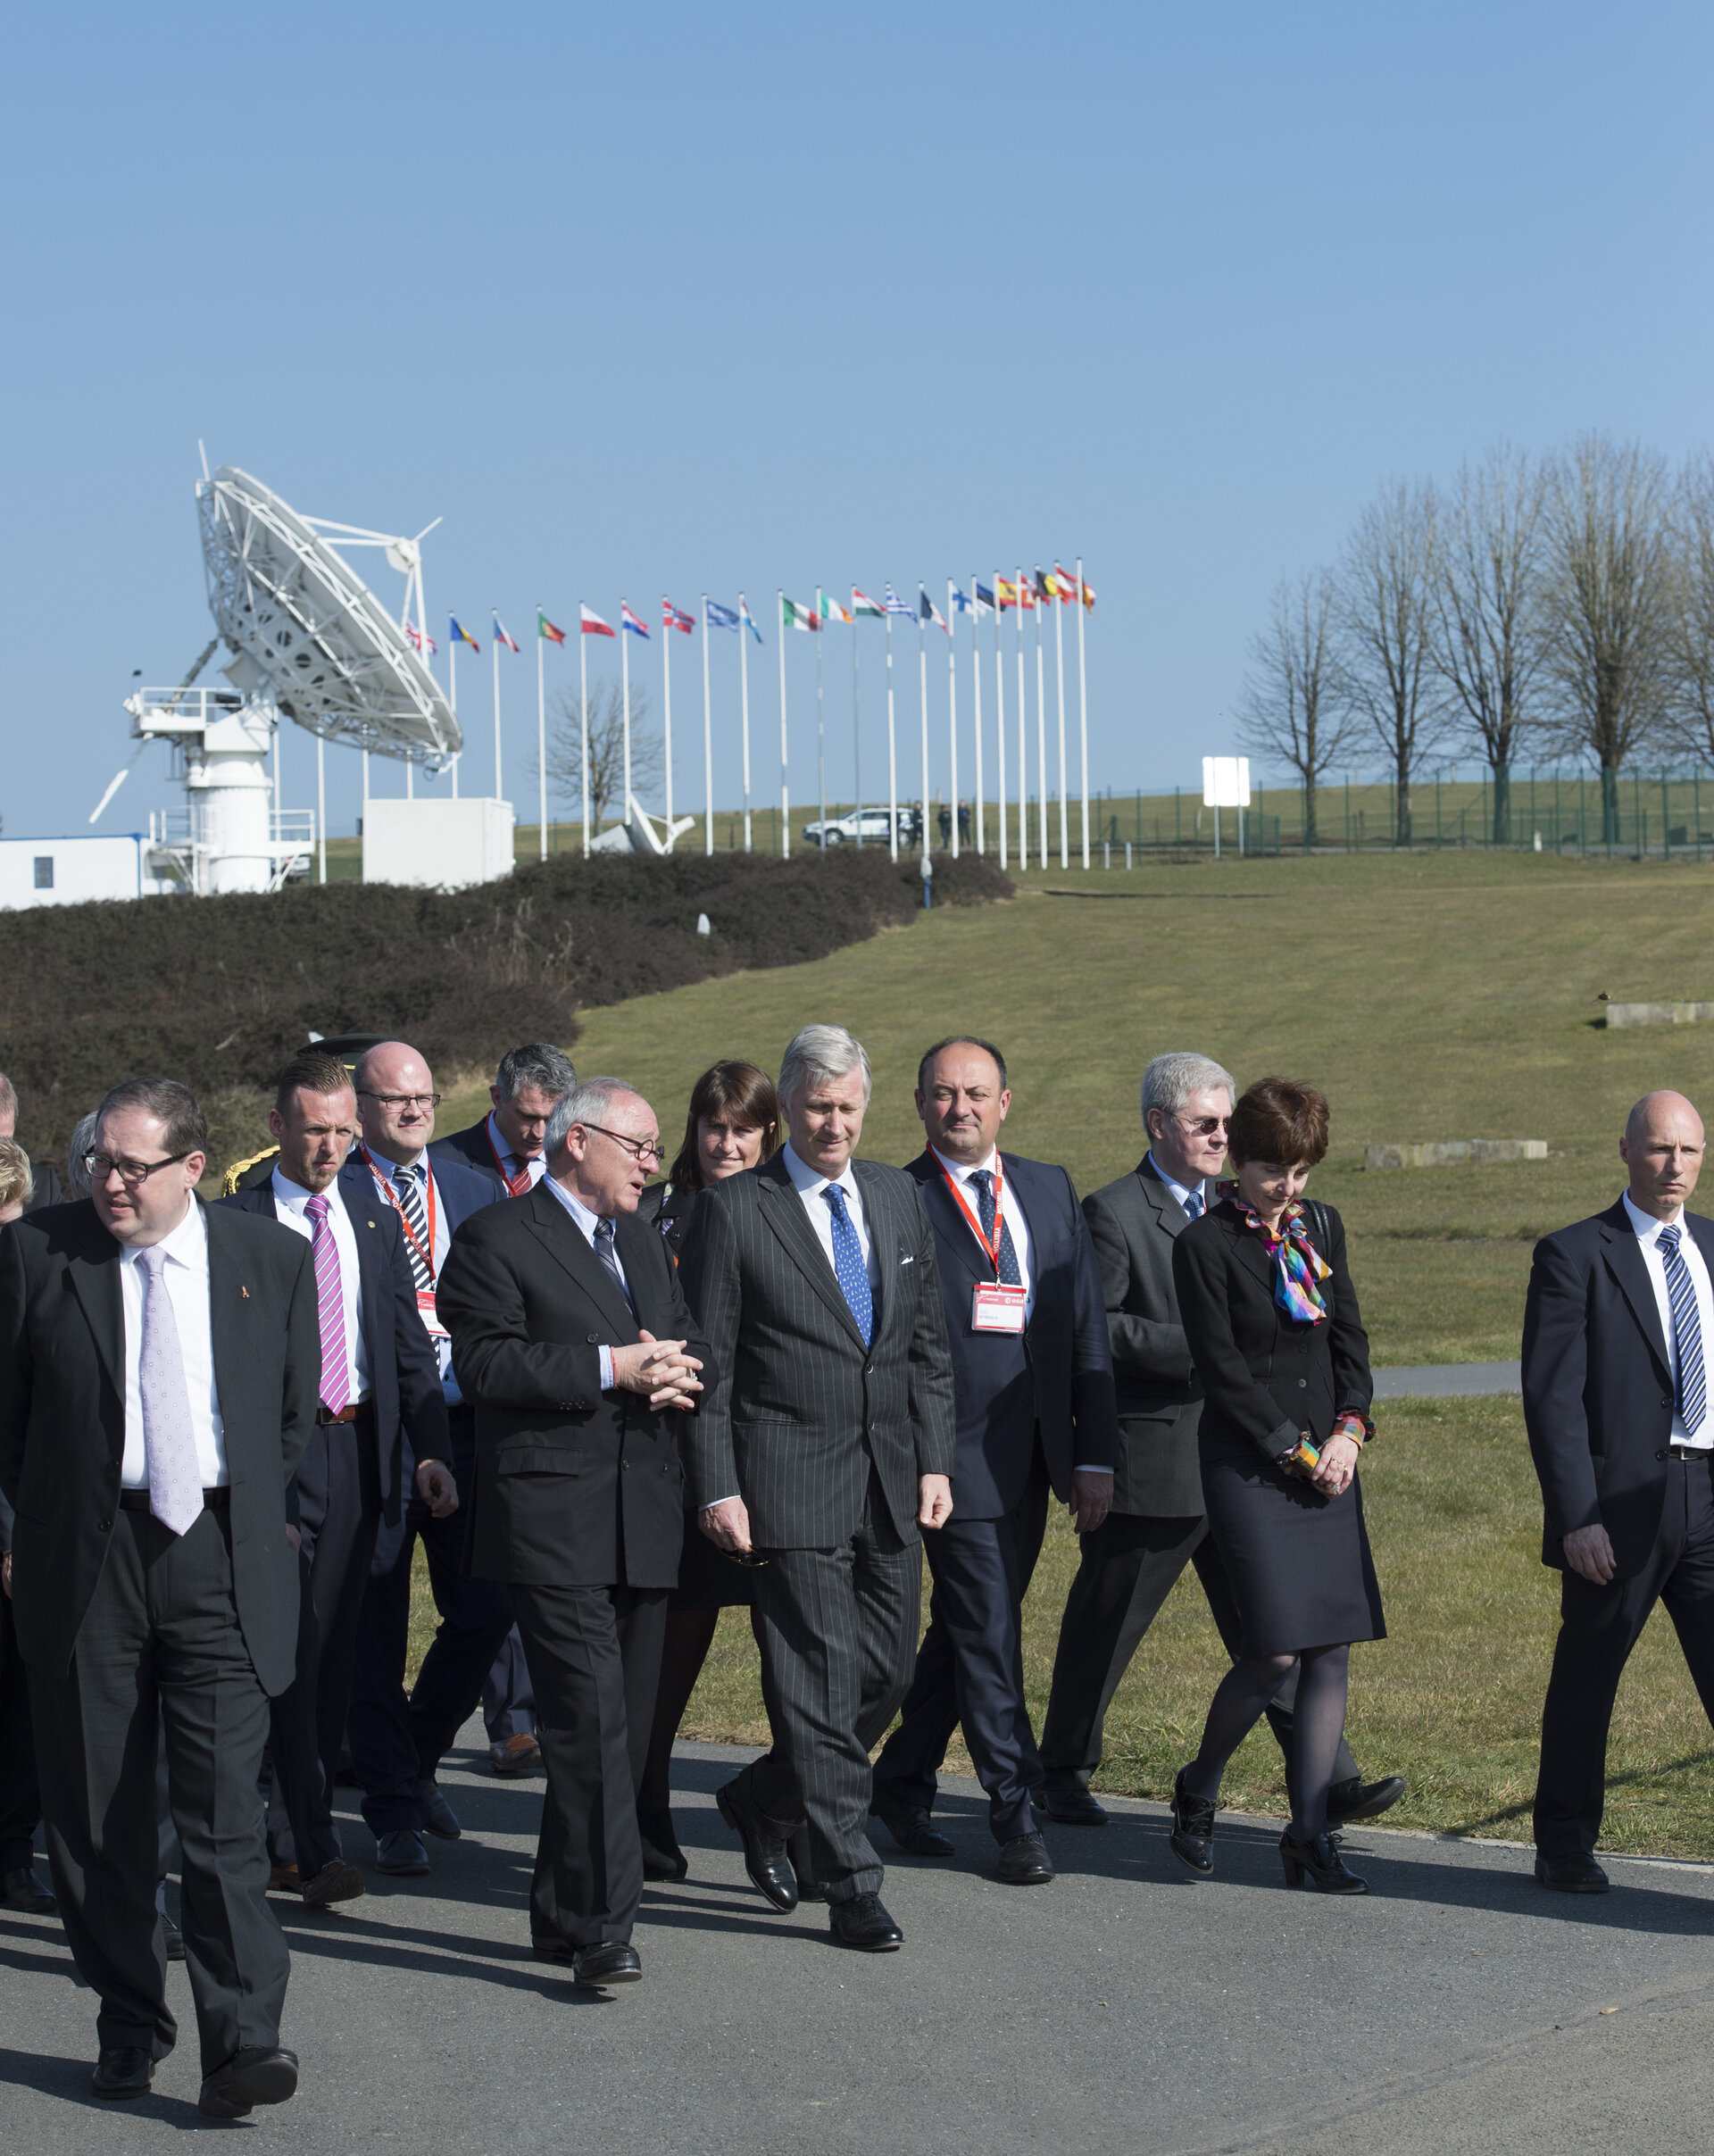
[{"xmin": 2, "ymin": 847, "xmax": 1011, "ymax": 1159}]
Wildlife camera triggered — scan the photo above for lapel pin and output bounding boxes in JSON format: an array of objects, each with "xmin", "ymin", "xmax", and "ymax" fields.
[{"xmin": 240, "ymin": 1285, "xmax": 250, "ymax": 1299}]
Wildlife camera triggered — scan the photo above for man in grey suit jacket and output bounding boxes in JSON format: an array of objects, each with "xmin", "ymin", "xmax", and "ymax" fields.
[
  {"xmin": 1039, "ymin": 1052, "xmax": 1402, "ymax": 1827},
  {"xmin": 679, "ymin": 1025, "xmax": 956, "ymax": 1952}
]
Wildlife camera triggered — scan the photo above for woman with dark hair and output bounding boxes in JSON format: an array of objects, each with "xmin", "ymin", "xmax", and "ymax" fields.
[
  {"xmin": 636, "ymin": 1061, "xmax": 781, "ymax": 1879},
  {"xmin": 1168, "ymin": 1077, "xmax": 1384, "ymax": 1895}
]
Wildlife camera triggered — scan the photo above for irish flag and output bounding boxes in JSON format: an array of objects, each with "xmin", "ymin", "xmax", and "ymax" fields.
[{"xmin": 819, "ymin": 588, "xmax": 853, "ymax": 625}]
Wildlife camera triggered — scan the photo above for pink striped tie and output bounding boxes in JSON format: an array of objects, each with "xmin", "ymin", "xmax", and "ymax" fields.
[{"xmin": 306, "ymin": 1193, "xmax": 351, "ymax": 1414}]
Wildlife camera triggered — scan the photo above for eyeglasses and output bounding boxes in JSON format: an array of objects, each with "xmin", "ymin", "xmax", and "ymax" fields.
[
  {"xmin": 581, "ymin": 1123, "xmax": 666, "ymax": 1167},
  {"xmin": 357, "ymin": 1092, "xmax": 442, "ymax": 1110},
  {"xmin": 85, "ymin": 1152, "xmax": 191, "ymax": 1188}
]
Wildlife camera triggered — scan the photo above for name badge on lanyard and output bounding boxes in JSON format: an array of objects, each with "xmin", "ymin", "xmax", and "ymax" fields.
[
  {"xmin": 939, "ymin": 1160, "xmax": 1028, "ymax": 1336},
  {"xmin": 364, "ymin": 1146, "xmax": 445, "ymax": 1343}
]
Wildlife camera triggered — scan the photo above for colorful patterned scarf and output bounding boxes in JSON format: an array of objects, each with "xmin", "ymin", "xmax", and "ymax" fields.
[{"xmin": 1225, "ymin": 1190, "xmax": 1331, "ymax": 1324}]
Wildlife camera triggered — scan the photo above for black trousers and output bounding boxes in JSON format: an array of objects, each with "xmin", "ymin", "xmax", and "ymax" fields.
[
  {"xmin": 349, "ymin": 1411, "xmax": 513, "ymax": 1835},
  {"xmin": 509, "ymin": 1581, "xmax": 667, "ymax": 1948},
  {"xmin": 482, "ymin": 1625, "xmax": 537, "ymax": 1742},
  {"xmin": 0, "ymin": 1575, "xmax": 43, "ymax": 1874},
  {"xmin": 870, "ymin": 1448, "xmax": 1052, "ymax": 1842},
  {"xmin": 741, "ymin": 1482, "xmax": 923, "ymax": 1904},
  {"xmin": 1040, "ymin": 1510, "xmax": 1357, "ymax": 1795},
  {"xmin": 28, "ymin": 1503, "xmax": 289, "ymax": 2075},
  {"xmin": 267, "ymin": 1420, "xmax": 382, "ymax": 1875},
  {"xmin": 1535, "ymin": 1450, "xmax": 1714, "ymax": 1856}
]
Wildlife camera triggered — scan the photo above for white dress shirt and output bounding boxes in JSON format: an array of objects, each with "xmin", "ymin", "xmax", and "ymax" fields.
[
  {"xmin": 1624, "ymin": 1192, "xmax": 1714, "ymax": 1448},
  {"xmin": 780, "ymin": 1141, "xmax": 880, "ymax": 1292},
  {"xmin": 1147, "ymin": 1152, "xmax": 1207, "ymax": 1220},
  {"xmin": 270, "ymin": 1167, "xmax": 371, "ymax": 1403},
  {"xmin": 543, "ymin": 1174, "xmax": 629, "ymax": 1390},
  {"xmin": 120, "ymin": 1201, "xmax": 229, "ymax": 1488},
  {"xmin": 928, "ymin": 1144, "xmax": 1035, "ymax": 1320},
  {"xmin": 488, "ymin": 1111, "xmax": 546, "ymax": 1190},
  {"xmin": 363, "ymin": 1148, "xmax": 459, "ymax": 1401}
]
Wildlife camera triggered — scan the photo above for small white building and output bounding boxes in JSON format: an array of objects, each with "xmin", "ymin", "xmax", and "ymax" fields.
[
  {"xmin": 0, "ymin": 834, "xmax": 177, "ymax": 910},
  {"xmin": 362, "ymin": 796, "xmax": 515, "ymax": 889}
]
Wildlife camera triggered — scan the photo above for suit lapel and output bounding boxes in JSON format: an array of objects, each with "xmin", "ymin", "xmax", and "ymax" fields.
[
  {"xmin": 1219, "ymin": 1204, "xmax": 1277, "ymax": 1291},
  {"xmin": 522, "ymin": 1184, "xmax": 637, "ymax": 1339},
  {"xmin": 204, "ymin": 1202, "xmax": 249, "ymax": 1432},
  {"xmin": 1600, "ymin": 1203, "xmax": 1671, "ymax": 1377},
  {"xmin": 1137, "ymin": 1159, "xmax": 1191, "ymax": 1240},
  {"xmin": 66, "ymin": 1218, "xmax": 125, "ymax": 1410},
  {"xmin": 912, "ymin": 1153, "xmax": 988, "ymax": 1286},
  {"xmin": 853, "ymin": 1160, "xmax": 897, "ymax": 1340},
  {"xmin": 755, "ymin": 1155, "xmax": 869, "ymax": 1351}
]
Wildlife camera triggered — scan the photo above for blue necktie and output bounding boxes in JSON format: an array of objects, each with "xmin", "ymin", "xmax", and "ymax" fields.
[
  {"xmin": 968, "ymin": 1170, "xmax": 1023, "ymax": 1286},
  {"xmin": 822, "ymin": 1184, "xmax": 874, "ymax": 1345},
  {"xmin": 1660, "ymin": 1224, "xmax": 1707, "ymax": 1435},
  {"xmin": 1184, "ymin": 1187, "xmax": 1205, "ymax": 1220}
]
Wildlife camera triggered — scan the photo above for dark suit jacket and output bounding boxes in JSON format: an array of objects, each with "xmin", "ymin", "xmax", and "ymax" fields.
[
  {"xmin": 24, "ymin": 1160, "xmax": 63, "ymax": 1212},
  {"xmin": 904, "ymin": 1150, "xmax": 1117, "ymax": 1517},
  {"xmin": 437, "ymin": 1179, "xmax": 711, "ymax": 1590},
  {"xmin": 639, "ymin": 1179, "xmax": 696, "ymax": 1266},
  {"xmin": 1522, "ymin": 1197, "xmax": 1714, "ymax": 1577},
  {"xmin": 0, "ymin": 1197, "xmax": 319, "ymax": 1693},
  {"xmin": 339, "ymin": 1148, "xmax": 503, "ymax": 1245},
  {"xmin": 220, "ymin": 1177, "xmax": 450, "ymax": 1525},
  {"xmin": 430, "ymin": 1117, "xmax": 511, "ymax": 1198},
  {"xmin": 678, "ymin": 1152, "xmax": 957, "ymax": 1547},
  {"xmin": 1083, "ymin": 1156, "xmax": 1208, "ymax": 1517},
  {"xmin": 1172, "ymin": 1199, "xmax": 1372, "ymax": 1463}
]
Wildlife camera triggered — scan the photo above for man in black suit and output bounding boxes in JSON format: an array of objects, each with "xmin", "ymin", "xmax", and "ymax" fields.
[
  {"xmin": 437, "ymin": 1076, "xmax": 708, "ymax": 1989},
  {"xmin": 0, "ymin": 1070, "xmax": 64, "ymax": 1211},
  {"xmin": 1039, "ymin": 1051, "xmax": 1401, "ymax": 1827},
  {"xmin": 1526, "ymin": 1088, "xmax": 1714, "ymax": 1893},
  {"xmin": 680, "ymin": 1024, "xmax": 957, "ymax": 1953},
  {"xmin": 222, "ymin": 1052, "xmax": 453, "ymax": 1908},
  {"xmin": 0, "ymin": 1077, "xmax": 313, "ymax": 2116},
  {"xmin": 871, "ymin": 1036, "xmax": 1118, "ymax": 1882},
  {"xmin": 342, "ymin": 1040, "xmax": 513, "ymax": 1877},
  {"xmin": 432, "ymin": 1041, "xmax": 577, "ymax": 1197}
]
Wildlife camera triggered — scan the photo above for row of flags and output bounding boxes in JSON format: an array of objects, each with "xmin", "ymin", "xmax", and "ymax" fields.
[{"xmin": 406, "ymin": 566, "xmax": 1095, "ymax": 659}]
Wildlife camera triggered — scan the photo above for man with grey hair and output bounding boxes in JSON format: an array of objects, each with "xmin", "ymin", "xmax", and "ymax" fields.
[
  {"xmin": 680, "ymin": 1024, "xmax": 956, "ymax": 1952},
  {"xmin": 0, "ymin": 1073, "xmax": 64, "ymax": 1211},
  {"xmin": 1038, "ymin": 1051, "xmax": 1402, "ymax": 1828},
  {"xmin": 433, "ymin": 1043, "xmax": 577, "ymax": 1197}
]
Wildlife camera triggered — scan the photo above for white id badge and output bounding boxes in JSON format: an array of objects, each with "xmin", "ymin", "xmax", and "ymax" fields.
[
  {"xmin": 972, "ymin": 1283, "xmax": 1028, "ymax": 1334},
  {"xmin": 417, "ymin": 1289, "xmax": 451, "ymax": 1339}
]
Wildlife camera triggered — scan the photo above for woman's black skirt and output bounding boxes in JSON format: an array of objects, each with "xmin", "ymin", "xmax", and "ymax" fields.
[{"xmin": 1199, "ymin": 1433, "xmax": 1385, "ymax": 1656}]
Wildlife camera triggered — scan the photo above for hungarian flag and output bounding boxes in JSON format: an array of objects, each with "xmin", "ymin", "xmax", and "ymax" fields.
[
  {"xmin": 450, "ymin": 616, "xmax": 479, "ymax": 653},
  {"xmin": 781, "ymin": 595, "xmax": 820, "ymax": 631},
  {"xmin": 663, "ymin": 599, "xmax": 695, "ymax": 634},
  {"xmin": 851, "ymin": 587, "xmax": 886, "ymax": 619},
  {"xmin": 620, "ymin": 602, "xmax": 650, "ymax": 638},
  {"xmin": 579, "ymin": 605, "xmax": 614, "ymax": 638},
  {"xmin": 493, "ymin": 613, "xmax": 520, "ymax": 653},
  {"xmin": 818, "ymin": 588, "xmax": 853, "ymax": 625},
  {"xmin": 537, "ymin": 610, "xmax": 567, "ymax": 645}
]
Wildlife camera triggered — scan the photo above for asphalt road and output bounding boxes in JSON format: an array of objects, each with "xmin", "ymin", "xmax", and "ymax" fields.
[{"xmin": 5, "ymin": 1730, "xmax": 1713, "ymax": 2156}]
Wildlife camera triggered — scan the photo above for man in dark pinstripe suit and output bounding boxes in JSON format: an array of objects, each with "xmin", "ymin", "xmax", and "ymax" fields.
[{"xmin": 679, "ymin": 1025, "xmax": 956, "ymax": 1952}]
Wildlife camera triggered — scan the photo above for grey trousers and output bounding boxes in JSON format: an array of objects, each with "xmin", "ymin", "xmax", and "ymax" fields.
[{"xmin": 29, "ymin": 1503, "xmax": 289, "ymax": 2075}]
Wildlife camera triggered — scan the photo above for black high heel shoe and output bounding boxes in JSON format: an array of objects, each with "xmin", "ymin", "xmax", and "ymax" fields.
[
  {"xmin": 1279, "ymin": 1828, "xmax": 1368, "ymax": 1894},
  {"xmin": 1169, "ymin": 1768, "xmax": 1217, "ymax": 1877}
]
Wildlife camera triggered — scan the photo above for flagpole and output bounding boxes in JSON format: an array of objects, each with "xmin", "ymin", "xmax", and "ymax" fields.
[
  {"xmin": 946, "ymin": 579, "xmax": 959, "ymax": 858},
  {"xmin": 661, "ymin": 597, "xmax": 675, "ymax": 842},
  {"xmin": 1015, "ymin": 567, "xmax": 1029, "ymax": 872},
  {"xmin": 970, "ymin": 573, "xmax": 985, "ymax": 856},
  {"xmin": 491, "ymin": 621, "xmax": 503, "ymax": 801},
  {"xmin": 1035, "ymin": 569, "xmax": 1050, "ymax": 867},
  {"xmin": 917, "ymin": 585, "xmax": 929, "ymax": 854},
  {"xmin": 1053, "ymin": 575, "xmax": 1069, "ymax": 868},
  {"xmin": 886, "ymin": 611, "xmax": 899, "ymax": 862},
  {"xmin": 316, "ymin": 734, "xmax": 327, "ymax": 886},
  {"xmin": 994, "ymin": 570, "xmax": 1008, "ymax": 872},
  {"xmin": 777, "ymin": 590, "xmax": 790, "ymax": 860},
  {"xmin": 579, "ymin": 618, "xmax": 590, "ymax": 858},
  {"xmin": 816, "ymin": 595, "xmax": 827, "ymax": 850},
  {"xmin": 852, "ymin": 590, "xmax": 863, "ymax": 849},
  {"xmin": 620, "ymin": 600, "xmax": 634, "ymax": 834},
  {"xmin": 537, "ymin": 617, "xmax": 547, "ymax": 863},
  {"xmin": 1077, "ymin": 556, "xmax": 1090, "ymax": 869},
  {"xmin": 739, "ymin": 593, "xmax": 753, "ymax": 853},
  {"xmin": 701, "ymin": 595, "xmax": 713, "ymax": 855},
  {"xmin": 448, "ymin": 636, "xmax": 461, "ymax": 798}
]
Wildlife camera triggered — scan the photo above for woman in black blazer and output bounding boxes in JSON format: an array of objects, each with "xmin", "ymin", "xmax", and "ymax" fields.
[
  {"xmin": 1169, "ymin": 1078, "xmax": 1383, "ymax": 1894},
  {"xmin": 634, "ymin": 1060, "xmax": 779, "ymax": 1880}
]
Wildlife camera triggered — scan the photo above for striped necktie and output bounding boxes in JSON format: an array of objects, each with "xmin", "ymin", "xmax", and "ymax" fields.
[
  {"xmin": 395, "ymin": 1163, "xmax": 434, "ymax": 1294},
  {"xmin": 1660, "ymin": 1223, "xmax": 1707, "ymax": 1435},
  {"xmin": 305, "ymin": 1193, "xmax": 352, "ymax": 1415},
  {"xmin": 968, "ymin": 1170, "xmax": 1022, "ymax": 1286},
  {"xmin": 594, "ymin": 1217, "xmax": 636, "ymax": 1315}
]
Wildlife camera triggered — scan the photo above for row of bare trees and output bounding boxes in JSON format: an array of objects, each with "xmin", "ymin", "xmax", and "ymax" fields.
[{"xmin": 1241, "ymin": 435, "xmax": 1714, "ymax": 845}]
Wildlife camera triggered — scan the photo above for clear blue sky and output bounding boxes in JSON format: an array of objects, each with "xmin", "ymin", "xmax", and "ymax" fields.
[{"xmin": 4, "ymin": 2, "xmax": 1710, "ymax": 841}]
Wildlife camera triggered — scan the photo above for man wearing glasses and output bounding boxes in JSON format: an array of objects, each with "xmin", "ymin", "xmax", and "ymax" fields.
[
  {"xmin": 339, "ymin": 1042, "xmax": 514, "ymax": 1877},
  {"xmin": 0, "ymin": 1077, "xmax": 316, "ymax": 2117},
  {"xmin": 437, "ymin": 1077, "xmax": 710, "ymax": 1990}
]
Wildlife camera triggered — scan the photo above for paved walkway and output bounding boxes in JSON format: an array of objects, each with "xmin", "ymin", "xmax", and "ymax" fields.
[
  {"xmin": 6, "ymin": 1730, "xmax": 1714, "ymax": 2153},
  {"xmin": 1372, "ymin": 1360, "xmax": 1520, "ymax": 1397}
]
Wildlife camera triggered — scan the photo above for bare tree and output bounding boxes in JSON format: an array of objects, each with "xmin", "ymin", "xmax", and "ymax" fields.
[
  {"xmin": 1340, "ymin": 479, "xmax": 1444, "ymax": 846},
  {"xmin": 1540, "ymin": 433, "xmax": 1674, "ymax": 841},
  {"xmin": 1239, "ymin": 570, "xmax": 1350, "ymax": 848},
  {"xmin": 1429, "ymin": 446, "xmax": 1549, "ymax": 845},
  {"xmin": 538, "ymin": 682, "xmax": 663, "ymax": 828},
  {"xmin": 1663, "ymin": 451, "xmax": 1714, "ymax": 765}
]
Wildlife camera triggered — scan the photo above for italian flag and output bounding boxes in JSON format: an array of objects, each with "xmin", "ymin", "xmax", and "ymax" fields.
[{"xmin": 781, "ymin": 595, "xmax": 820, "ymax": 631}]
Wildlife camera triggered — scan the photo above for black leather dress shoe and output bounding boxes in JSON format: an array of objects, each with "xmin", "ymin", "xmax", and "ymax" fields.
[
  {"xmin": 3, "ymin": 1863, "xmax": 57, "ymax": 1913},
  {"xmin": 574, "ymin": 1941, "xmax": 642, "ymax": 1987},
  {"xmin": 1535, "ymin": 1851, "xmax": 1610, "ymax": 1894},
  {"xmin": 1169, "ymin": 1767, "xmax": 1217, "ymax": 1877},
  {"xmin": 91, "ymin": 2046, "xmax": 154, "ymax": 2099},
  {"xmin": 828, "ymin": 1892, "xmax": 903, "ymax": 1951},
  {"xmin": 1327, "ymin": 1774, "xmax": 1408, "ymax": 1825},
  {"xmin": 874, "ymin": 1805, "xmax": 954, "ymax": 1858},
  {"xmin": 1280, "ymin": 1828, "xmax": 1368, "ymax": 1894},
  {"xmin": 161, "ymin": 1910, "xmax": 187, "ymax": 1961},
  {"xmin": 374, "ymin": 1829, "xmax": 430, "ymax": 1877},
  {"xmin": 301, "ymin": 1858, "xmax": 367, "ymax": 1906},
  {"xmin": 419, "ymin": 1781, "xmax": 462, "ymax": 1840},
  {"xmin": 995, "ymin": 1832, "xmax": 1055, "ymax": 1884},
  {"xmin": 1040, "ymin": 1788, "xmax": 1108, "ymax": 1827},
  {"xmin": 197, "ymin": 2046, "xmax": 299, "ymax": 2119},
  {"xmin": 787, "ymin": 1823, "xmax": 826, "ymax": 1903},
  {"xmin": 716, "ymin": 1777, "xmax": 799, "ymax": 1911},
  {"xmin": 637, "ymin": 1809, "xmax": 689, "ymax": 1883}
]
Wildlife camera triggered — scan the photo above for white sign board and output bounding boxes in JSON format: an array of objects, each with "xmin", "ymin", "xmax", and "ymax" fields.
[
  {"xmin": 362, "ymin": 797, "xmax": 516, "ymax": 889},
  {"xmin": 1202, "ymin": 756, "xmax": 1251, "ymax": 809}
]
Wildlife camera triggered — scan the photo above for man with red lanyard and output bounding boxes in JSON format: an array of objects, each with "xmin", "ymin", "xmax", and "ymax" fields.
[
  {"xmin": 340, "ymin": 1043, "xmax": 516, "ymax": 1877},
  {"xmin": 871, "ymin": 1036, "xmax": 1119, "ymax": 1884},
  {"xmin": 431, "ymin": 1044, "xmax": 577, "ymax": 1200}
]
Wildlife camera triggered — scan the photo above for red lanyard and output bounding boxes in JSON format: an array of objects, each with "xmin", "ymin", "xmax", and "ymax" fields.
[
  {"xmin": 939, "ymin": 1157, "xmax": 1010, "ymax": 1281},
  {"xmin": 362, "ymin": 1145, "xmax": 440, "ymax": 1282},
  {"xmin": 487, "ymin": 1120, "xmax": 534, "ymax": 1198}
]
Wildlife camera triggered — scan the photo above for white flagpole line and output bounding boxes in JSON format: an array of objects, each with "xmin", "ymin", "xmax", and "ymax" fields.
[
  {"xmin": 579, "ymin": 619, "xmax": 590, "ymax": 859},
  {"xmin": 537, "ymin": 621, "xmax": 547, "ymax": 863},
  {"xmin": 970, "ymin": 572, "xmax": 985, "ymax": 856},
  {"xmin": 816, "ymin": 595, "xmax": 827, "ymax": 850},
  {"xmin": 777, "ymin": 590, "xmax": 790, "ymax": 860},
  {"xmin": 852, "ymin": 590, "xmax": 863, "ymax": 849},
  {"xmin": 662, "ymin": 597, "xmax": 675, "ymax": 842},
  {"xmin": 620, "ymin": 599, "xmax": 634, "ymax": 834},
  {"xmin": 1054, "ymin": 577, "xmax": 1069, "ymax": 868},
  {"xmin": 316, "ymin": 733, "xmax": 327, "ymax": 885},
  {"xmin": 1015, "ymin": 568, "xmax": 1028, "ymax": 872},
  {"xmin": 886, "ymin": 610, "xmax": 899, "ymax": 862},
  {"xmin": 701, "ymin": 595, "xmax": 713, "ymax": 856},
  {"xmin": 917, "ymin": 585, "xmax": 930, "ymax": 854},
  {"xmin": 449, "ymin": 639, "xmax": 457, "ymax": 798},
  {"xmin": 946, "ymin": 579, "xmax": 959, "ymax": 858},
  {"xmin": 492, "ymin": 623, "xmax": 503, "ymax": 801},
  {"xmin": 994, "ymin": 570, "xmax": 1008, "ymax": 872},
  {"xmin": 1077, "ymin": 555, "xmax": 1090, "ymax": 869},
  {"xmin": 739, "ymin": 593, "xmax": 753, "ymax": 853},
  {"xmin": 1035, "ymin": 570, "xmax": 1050, "ymax": 867}
]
